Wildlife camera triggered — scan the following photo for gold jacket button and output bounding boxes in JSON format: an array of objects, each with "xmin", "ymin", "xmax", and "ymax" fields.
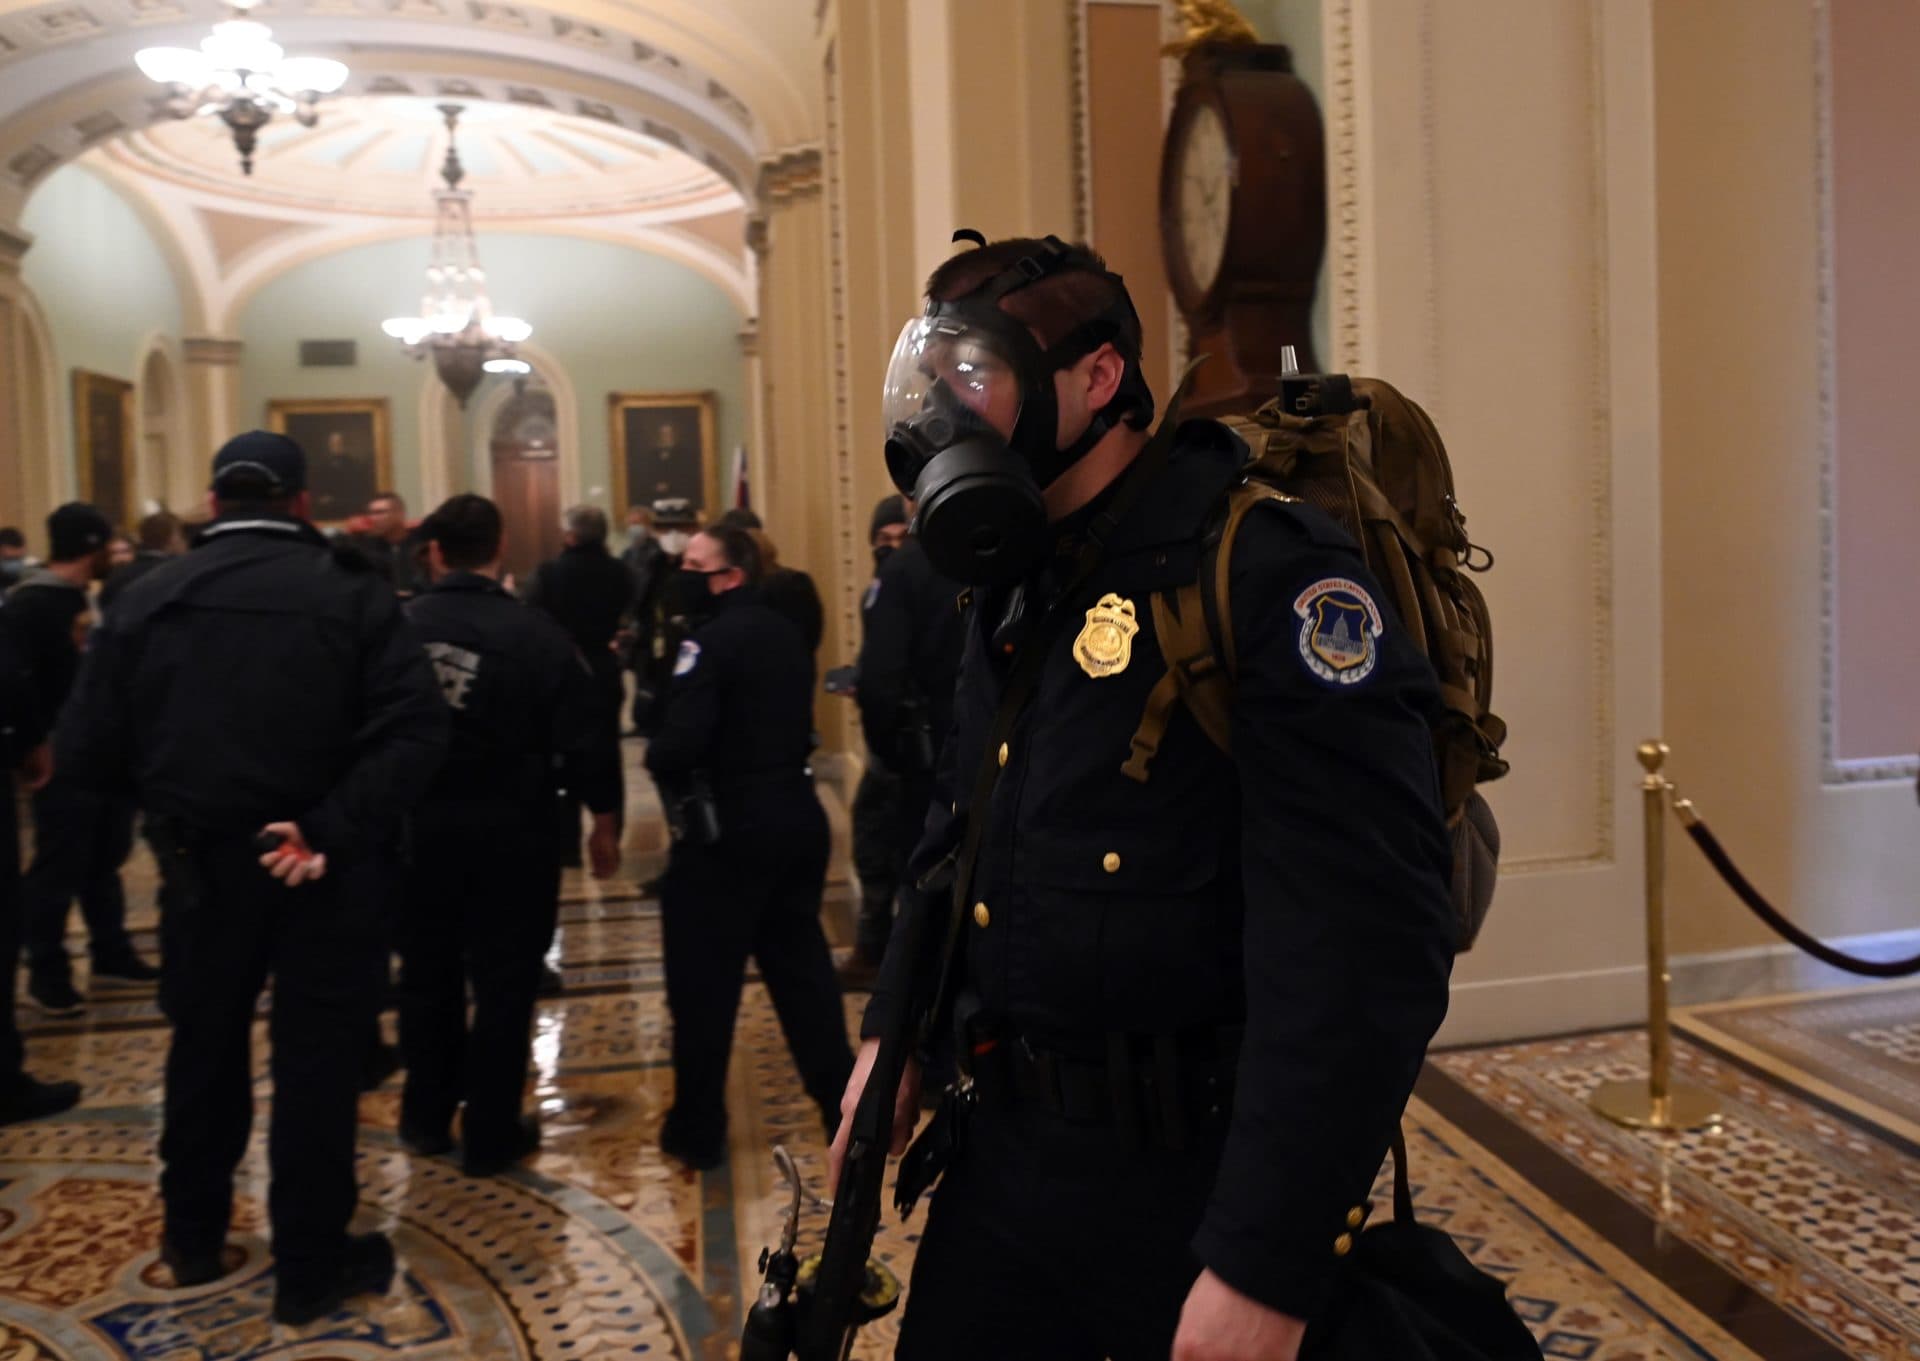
[
  {"xmin": 998, "ymin": 742, "xmax": 1009, "ymax": 768},
  {"xmin": 973, "ymin": 901, "xmax": 991, "ymax": 928},
  {"xmin": 1333, "ymin": 1233, "xmax": 1353, "ymax": 1257},
  {"xmin": 1346, "ymin": 1207, "xmax": 1365, "ymax": 1228},
  {"xmin": 1102, "ymin": 852, "xmax": 1121, "ymax": 874}
]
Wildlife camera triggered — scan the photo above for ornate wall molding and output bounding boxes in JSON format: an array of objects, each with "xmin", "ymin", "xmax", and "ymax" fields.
[
  {"xmin": 822, "ymin": 43, "xmax": 860, "ymax": 662},
  {"xmin": 181, "ymin": 335, "xmax": 243, "ymax": 366},
  {"xmin": 1070, "ymin": 0, "xmax": 1093, "ymax": 239},
  {"xmin": 0, "ymin": 221, "xmax": 29, "ymax": 276},
  {"xmin": 1326, "ymin": 0, "xmax": 1361, "ymax": 369},
  {"xmin": 757, "ymin": 148, "xmax": 825, "ymax": 204},
  {"xmin": 1812, "ymin": 0, "xmax": 1914, "ymax": 785}
]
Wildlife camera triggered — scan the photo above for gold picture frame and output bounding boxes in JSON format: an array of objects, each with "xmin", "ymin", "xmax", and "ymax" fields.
[
  {"xmin": 266, "ymin": 397, "xmax": 392, "ymax": 525},
  {"xmin": 609, "ymin": 390, "xmax": 718, "ymax": 520},
  {"xmin": 72, "ymin": 369, "xmax": 135, "ymax": 529}
]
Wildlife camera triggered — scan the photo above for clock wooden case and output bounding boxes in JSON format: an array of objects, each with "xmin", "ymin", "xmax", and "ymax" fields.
[{"xmin": 1159, "ymin": 42, "xmax": 1327, "ymax": 417}]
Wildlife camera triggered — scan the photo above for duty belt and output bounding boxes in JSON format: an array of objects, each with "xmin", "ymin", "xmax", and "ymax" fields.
[{"xmin": 974, "ymin": 1025, "xmax": 1242, "ymax": 1152}]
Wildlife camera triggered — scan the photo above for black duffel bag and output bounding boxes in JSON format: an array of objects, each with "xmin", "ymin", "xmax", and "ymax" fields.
[{"xmin": 1302, "ymin": 1131, "xmax": 1544, "ymax": 1361}]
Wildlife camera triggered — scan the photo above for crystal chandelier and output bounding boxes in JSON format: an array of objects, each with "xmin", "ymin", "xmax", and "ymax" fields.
[
  {"xmin": 381, "ymin": 105, "xmax": 532, "ymax": 409},
  {"xmin": 135, "ymin": 0, "xmax": 347, "ymax": 175}
]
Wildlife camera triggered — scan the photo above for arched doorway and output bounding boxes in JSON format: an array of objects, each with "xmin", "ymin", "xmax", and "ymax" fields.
[{"xmin": 489, "ymin": 379, "xmax": 562, "ymax": 583}]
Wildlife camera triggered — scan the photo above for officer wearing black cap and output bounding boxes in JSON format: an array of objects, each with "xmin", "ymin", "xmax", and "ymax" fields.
[
  {"xmin": 56, "ymin": 429, "xmax": 449, "ymax": 1323},
  {"xmin": 842, "ymin": 495, "xmax": 965, "ymax": 987},
  {"xmin": 398, "ymin": 494, "xmax": 622, "ymax": 1174},
  {"xmin": 6, "ymin": 501, "xmax": 159, "ymax": 1016},
  {"xmin": 831, "ymin": 238, "xmax": 1455, "ymax": 1361},
  {"xmin": 644, "ymin": 525, "xmax": 853, "ymax": 1168},
  {"xmin": 630, "ymin": 496, "xmax": 699, "ymax": 735}
]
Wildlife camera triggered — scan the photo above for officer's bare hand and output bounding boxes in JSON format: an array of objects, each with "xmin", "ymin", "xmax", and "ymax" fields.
[
  {"xmin": 826, "ymin": 1037, "xmax": 921, "ymax": 1191},
  {"xmin": 18, "ymin": 742, "xmax": 52, "ymax": 792},
  {"xmin": 258, "ymin": 822, "xmax": 328, "ymax": 887},
  {"xmin": 586, "ymin": 815, "xmax": 620, "ymax": 880},
  {"xmin": 1172, "ymin": 1270, "xmax": 1305, "ymax": 1361}
]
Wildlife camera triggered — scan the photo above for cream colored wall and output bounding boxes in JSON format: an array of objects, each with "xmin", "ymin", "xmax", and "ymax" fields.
[{"xmin": 1655, "ymin": 0, "xmax": 1920, "ymax": 965}]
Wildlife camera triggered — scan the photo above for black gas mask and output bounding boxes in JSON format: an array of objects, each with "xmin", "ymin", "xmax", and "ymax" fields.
[{"xmin": 881, "ymin": 236, "xmax": 1154, "ymax": 586}]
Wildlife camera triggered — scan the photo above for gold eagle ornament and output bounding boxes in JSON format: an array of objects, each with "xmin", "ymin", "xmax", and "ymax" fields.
[
  {"xmin": 1165, "ymin": 0, "xmax": 1260, "ymax": 58},
  {"xmin": 1074, "ymin": 593, "xmax": 1141, "ymax": 679}
]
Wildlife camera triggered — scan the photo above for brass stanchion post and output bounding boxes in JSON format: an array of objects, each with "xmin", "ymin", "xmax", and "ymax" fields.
[{"xmin": 1591, "ymin": 740, "xmax": 1723, "ymax": 1133}]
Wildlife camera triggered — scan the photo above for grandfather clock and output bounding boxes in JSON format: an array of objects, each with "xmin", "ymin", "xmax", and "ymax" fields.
[{"xmin": 1159, "ymin": 39, "xmax": 1326, "ymax": 418}]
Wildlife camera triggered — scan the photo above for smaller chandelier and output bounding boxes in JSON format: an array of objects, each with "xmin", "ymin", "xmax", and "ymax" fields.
[
  {"xmin": 382, "ymin": 105, "xmax": 531, "ymax": 408},
  {"xmin": 135, "ymin": 0, "xmax": 347, "ymax": 175}
]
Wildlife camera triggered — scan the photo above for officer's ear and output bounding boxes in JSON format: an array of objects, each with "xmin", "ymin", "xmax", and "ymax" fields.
[{"xmin": 289, "ymin": 490, "xmax": 314, "ymax": 521}]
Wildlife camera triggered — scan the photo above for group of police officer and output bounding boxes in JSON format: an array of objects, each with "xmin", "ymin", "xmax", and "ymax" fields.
[{"xmin": 5, "ymin": 228, "xmax": 1462, "ymax": 1361}]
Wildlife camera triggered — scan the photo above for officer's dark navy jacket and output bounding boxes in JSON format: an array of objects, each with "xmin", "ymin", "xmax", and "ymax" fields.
[
  {"xmin": 405, "ymin": 571, "xmax": 621, "ymax": 816},
  {"xmin": 526, "ymin": 543, "xmax": 634, "ymax": 658},
  {"xmin": 644, "ymin": 585, "xmax": 816, "ymax": 806},
  {"xmin": 856, "ymin": 536, "xmax": 964, "ymax": 771},
  {"xmin": 864, "ymin": 421, "xmax": 1455, "ymax": 1321},
  {"xmin": 1, "ymin": 571, "xmax": 88, "ymax": 736},
  {"xmin": 54, "ymin": 512, "xmax": 449, "ymax": 854}
]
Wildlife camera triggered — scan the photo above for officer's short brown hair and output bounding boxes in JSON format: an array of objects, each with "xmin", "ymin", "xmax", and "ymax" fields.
[{"xmin": 923, "ymin": 237, "xmax": 1144, "ymax": 361}]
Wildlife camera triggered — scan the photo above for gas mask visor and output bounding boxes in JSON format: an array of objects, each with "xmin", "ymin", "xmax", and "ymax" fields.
[{"xmin": 881, "ymin": 314, "xmax": 1048, "ymax": 587}]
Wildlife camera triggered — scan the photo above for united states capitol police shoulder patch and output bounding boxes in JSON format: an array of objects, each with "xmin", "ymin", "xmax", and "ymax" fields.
[
  {"xmin": 1292, "ymin": 577, "xmax": 1384, "ymax": 686},
  {"xmin": 674, "ymin": 640, "xmax": 701, "ymax": 677}
]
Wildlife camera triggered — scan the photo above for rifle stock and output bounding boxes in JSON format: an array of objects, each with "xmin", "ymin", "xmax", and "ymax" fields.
[{"xmin": 790, "ymin": 865, "xmax": 941, "ymax": 1360}]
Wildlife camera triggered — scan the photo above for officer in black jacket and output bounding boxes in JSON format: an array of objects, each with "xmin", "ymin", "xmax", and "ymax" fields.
[
  {"xmin": 528, "ymin": 505, "xmax": 634, "ymax": 854},
  {"xmin": 399, "ymin": 495, "xmax": 622, "ymax": 1174},
  {"xmin": 9, "ymin": 502, "xmax": 158, "ymax": 1015},
  {"xmin": 833, "ymin": 238, "xmax": 1455, "ymax": 1361},
  {"xmin": 843, "ymin": 498, "xmax": 964, "ymax": 985},
  {"xmin": 0, "ymin": 598, "xmax": 80, "ymax": 1126},
  {"xmin": 644, "ymin": 526, "xmax": 853, "ymax": 1169},
  {"xmin": 56, "ymin": 430, "xmax": 450, "ymax": 1324}
]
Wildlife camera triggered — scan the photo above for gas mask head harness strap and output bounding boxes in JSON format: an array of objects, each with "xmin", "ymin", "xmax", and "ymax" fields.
[
  {"xmin": 931, "ymin": 233, "xmax": 1153, "ymax": 482},
  {"xmin": 883, "ymin": 233, "xmax": 1160, "ymax": 587}
]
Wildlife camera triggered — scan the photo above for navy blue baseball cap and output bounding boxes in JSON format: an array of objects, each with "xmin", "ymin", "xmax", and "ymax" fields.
[{"xmin": 211, "ymin": 430, "xmax": 307, "ymax": 496}]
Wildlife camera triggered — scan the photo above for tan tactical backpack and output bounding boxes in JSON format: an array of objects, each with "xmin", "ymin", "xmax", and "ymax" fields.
[{"xmin": 1121, "ymin": 377, "xmax": 1509, "ymax": 949}]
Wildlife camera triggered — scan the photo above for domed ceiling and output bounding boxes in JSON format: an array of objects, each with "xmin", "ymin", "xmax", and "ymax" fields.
[{"xmin": 97, "ymin": 96, "xmax": 740, "ymax": 223}]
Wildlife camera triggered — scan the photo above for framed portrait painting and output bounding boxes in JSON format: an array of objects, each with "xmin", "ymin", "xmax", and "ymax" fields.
[
  {"xmin": 609, "ymin": 391, "xmax": 717, "ymax": 520},
  {"xmin": 72, "ymin": 370, "xmax": 135, "ymax": 529},
  {"xmin": 266, "ymin": 398, "xmax": 392, "ymax": 525}
]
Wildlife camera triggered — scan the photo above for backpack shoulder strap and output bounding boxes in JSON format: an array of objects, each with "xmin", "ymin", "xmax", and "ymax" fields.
[{"xmin": 1123, "ymin": 478, "xmax": 1294, "ymax": 783}]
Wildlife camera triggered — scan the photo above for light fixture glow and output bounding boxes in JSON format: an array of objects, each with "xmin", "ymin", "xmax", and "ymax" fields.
[
  {"xmin": 134, "ymin": 4, "xmax": 346, "ymax": 174},
  {"xmin": 380, "ymin": 105, "xmax": 532, "ymax": 408}
]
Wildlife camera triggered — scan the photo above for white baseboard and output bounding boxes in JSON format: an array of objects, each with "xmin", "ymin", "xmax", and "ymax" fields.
[
  {"xmin": 1669, "ymin": 927, "xmax": 1920, "ymax": 1007},
  {"xmin": 1434, "ymin": 963, "xmax": 1647, "ymax": 1047},
  {"xmin": 1432, "ymin": 928, "xmax": 1920, "ymax": 1048}
]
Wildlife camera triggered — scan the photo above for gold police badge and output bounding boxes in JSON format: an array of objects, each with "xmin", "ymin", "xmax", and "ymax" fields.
[{"xmin": 1073, "ymin": 593, "xmax": 1139, "ymax": 678}]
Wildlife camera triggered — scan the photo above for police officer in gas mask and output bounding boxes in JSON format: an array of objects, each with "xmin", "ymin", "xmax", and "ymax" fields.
[
  {"xmin": 834, "ymin": 236, "xmax": 1454, "ymax": 1361},
  {"xmin": 644, "ymin": 526, "xmax": 853, "ymax": 1169}
]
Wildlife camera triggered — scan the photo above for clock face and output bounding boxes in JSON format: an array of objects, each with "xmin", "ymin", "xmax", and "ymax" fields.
[{"xmin": 1176, "ymin": 101, "xmax": 1233, "ymax": 297}]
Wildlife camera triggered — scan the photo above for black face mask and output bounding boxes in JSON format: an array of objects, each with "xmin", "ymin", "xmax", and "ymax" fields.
[
  {"xmin": 873, "ymin": 544, "xmax": 896, "ymax": 570},
  {"xmin": 669, "ymin": 568, "xmax": 725, "ymax": 621},
  {"xmin": 882, "ymin": 237, "xmax": 1154, "ymax": 588}
]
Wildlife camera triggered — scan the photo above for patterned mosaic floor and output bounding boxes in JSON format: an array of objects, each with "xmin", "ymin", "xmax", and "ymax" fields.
[
  {"xmin": 1435, "ymin": 1028, "xmax": 1920, "ymax": 1359},
  {"xmin": 1678, "ymin": 983, "xmax": 1920, "ymax": 1148},
  {"xmin": 1, "ymin": 761, "xmax": 1865, "ymax": 1358}
]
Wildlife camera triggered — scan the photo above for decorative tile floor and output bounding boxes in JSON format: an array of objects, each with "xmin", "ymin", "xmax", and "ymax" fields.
[
  {"xmin": 1435, "ymin": 1029, "xmax": 1920, "ymax": 1359},
  {"xmin": 1678, "ymin": 983, "xmax": 1920, "ymax": 1148},
  {"xmin": 4, "ymin": 760, "xmax": 1881, "ymax": 1358}
]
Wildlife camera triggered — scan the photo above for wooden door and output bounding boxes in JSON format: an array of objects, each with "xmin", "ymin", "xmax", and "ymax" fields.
[{"xmin": 489, "ymin": 384, "xmax": 562, "ymax": 583}]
